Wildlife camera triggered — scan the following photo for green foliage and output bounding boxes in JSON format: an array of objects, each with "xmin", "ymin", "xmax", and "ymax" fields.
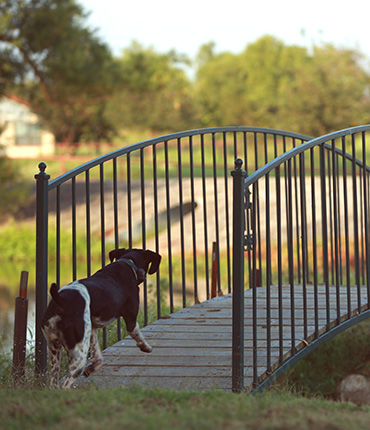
[
  {"xmin": 2, "ymin": 0, "xmax": 370, "ymax": 143},
  {"xmin": 194, "ymin": 36, "xmax": 370, "ymax": 135},
  {"xmin": 0, "ymin": 158, "xmax": 32, "ymax": 222},
  {"xmin": 282, "ymin": 319, "xmax": 370, "ymax": 398},
  {"xmin": 0, "ymin": 0, "xmax": 120, "ymax": 143},
  {"xmin": 107, "ymin": 42, "xmax": 195, "ymax": 133}
]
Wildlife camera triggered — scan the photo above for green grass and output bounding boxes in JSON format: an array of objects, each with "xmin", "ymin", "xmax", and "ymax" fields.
[
  {"xmin": 0, "ymin": 386, "xmax": 370, "ymax": 430},
  {"xmin": 281, "ymin": 318, "xmax": 370, "ymax": 398}
]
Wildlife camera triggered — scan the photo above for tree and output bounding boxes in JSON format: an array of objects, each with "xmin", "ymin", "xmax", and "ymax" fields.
[
  {"xmin": 106, "ymin": 42, "xmax": 195, "ymax": 133},
  {"xmin": 193, "ymin": 36, "xmax": 370, "ymax": 135},
  {"xmin": 194, "ymin": 43, "xmax": 250, "ymax": 126},
  {"xmin": 281, "ymin": 44, "xmax": 370, "ymax": 136},
  {"xmin": 0, "ymin": 0, "xmax": 120, "ymax": 144}
]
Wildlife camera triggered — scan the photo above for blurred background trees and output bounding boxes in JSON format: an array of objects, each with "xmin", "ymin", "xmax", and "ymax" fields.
[{"xmin": 1, "ymin": 0, "xmax": 370, "ymax": 146}]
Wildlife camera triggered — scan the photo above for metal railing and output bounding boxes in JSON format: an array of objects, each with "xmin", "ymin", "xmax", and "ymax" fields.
[
  {"xmin": 232, "ymin": 125, "xmax": 370, "ymax": 392},
  {"xmin": 34, "ymin": 126, "xmax": 310, "ymax": 375}
]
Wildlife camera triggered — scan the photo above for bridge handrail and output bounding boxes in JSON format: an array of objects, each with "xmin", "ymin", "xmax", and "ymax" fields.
[
  {"xmin": 48, "ymin": 126, "xmax": 311, "ymax": 189},
  {"xmin": 232, "ymin": 123, "xmax": 370, "ymax": 392},
  {"xmin": 244, "ymin": 125, "xmax": 370, "ymax": 189}
]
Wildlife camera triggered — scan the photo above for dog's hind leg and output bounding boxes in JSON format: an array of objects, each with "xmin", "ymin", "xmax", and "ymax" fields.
[
  {"xmin": 83, "ymin": 329, "xmax": 103, "ymax": 377},
  {"xmin": 61, "ymin": 341, "xmax": 89, "ymax": 389},
  {"xmin": 61, "ymin": 320, "xmax": 91, "ymax": 389},
  {"xmin": 128, "ymin": 322, "xmax": 152, "ymax": 353},
  {"xmin": 48, "ymin": 339, "xmax": 62, "ymax": 389}
]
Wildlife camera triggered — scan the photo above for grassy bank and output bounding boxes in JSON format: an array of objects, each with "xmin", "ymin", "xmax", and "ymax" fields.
[{"xmin": 1, "ymin": 386, "xmax": 370, "ymax": 430}]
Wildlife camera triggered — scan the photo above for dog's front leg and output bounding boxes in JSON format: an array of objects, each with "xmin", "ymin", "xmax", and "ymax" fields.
[
  {"xmin": 83, "ymin": 329, "xmax": 103, "ymax": 377},
  {"xmin": 128, "ymin": 322, "xmax": 152, "ymax": 353}
]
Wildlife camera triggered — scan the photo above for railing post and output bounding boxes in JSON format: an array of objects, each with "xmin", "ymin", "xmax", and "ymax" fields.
[
  {"xmin": 35, "ymin": 162, "xmax": 50, "ymax": 377},
  {"xmin": 231, "ymin": 158, "xmax": 247, "ymax": 392}
]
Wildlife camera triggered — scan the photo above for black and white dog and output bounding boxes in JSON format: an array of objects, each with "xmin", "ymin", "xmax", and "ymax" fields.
[{"xmin": 41, "ymin": 248, "xmax": 161, "ymax": 389}]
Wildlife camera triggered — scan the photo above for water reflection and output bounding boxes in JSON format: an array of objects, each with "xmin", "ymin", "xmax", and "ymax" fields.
[{"xmin": 0, "ymin": 283, "xmax": 35, "ymax": 354}]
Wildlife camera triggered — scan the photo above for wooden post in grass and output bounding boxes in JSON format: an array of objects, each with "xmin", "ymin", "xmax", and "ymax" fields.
[{"xmin": 12, "ymin": 271, "xmax": 29, "ymax": 385}]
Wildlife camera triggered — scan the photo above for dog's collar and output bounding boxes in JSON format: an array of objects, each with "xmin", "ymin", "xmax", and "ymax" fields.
[{"xmin": 117, "ymin": 258, "xmax": 145, "ymax": 284}]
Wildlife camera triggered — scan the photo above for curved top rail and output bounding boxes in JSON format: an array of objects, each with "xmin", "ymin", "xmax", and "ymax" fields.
[
  {"xmin": 47, "ymin": 126, "xmax": 312, "ymax": 190},
  {"xmin": 244, "ymin": 125, "xmax": 370, "ymax": 188}
]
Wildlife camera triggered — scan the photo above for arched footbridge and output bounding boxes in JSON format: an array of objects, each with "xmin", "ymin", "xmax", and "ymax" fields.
[{"xmin": 34, "ymin": 126, "xmax": 370, "ymax": 392}]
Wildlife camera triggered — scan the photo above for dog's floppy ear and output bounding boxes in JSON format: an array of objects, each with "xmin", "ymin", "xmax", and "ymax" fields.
[
  {"xmin": 109, "ymin": 248, "xmax": 127, "ymax": 263},
  {"xmin": 146, "ymin": 250, "xmax": 161, "ymax": 274}
]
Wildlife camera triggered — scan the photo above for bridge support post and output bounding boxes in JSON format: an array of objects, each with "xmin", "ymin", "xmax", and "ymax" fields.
[
  {"xmin": 35, "ymin": 162, "xmax": 50, "ymax": 378},
  {"xmin": 231, "ymin": 159, "xmax": 247, "ymax": 392}
]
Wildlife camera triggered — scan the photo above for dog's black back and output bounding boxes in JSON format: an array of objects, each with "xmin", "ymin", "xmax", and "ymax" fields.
[{"xmin": 42, "ymin": 248, "xmax": 161, "ymax": 335}]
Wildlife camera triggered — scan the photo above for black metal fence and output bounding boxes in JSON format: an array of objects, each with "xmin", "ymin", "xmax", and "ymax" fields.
[
  {"xmin": 232, "ymin": 125, "xmax": 370, "ymax": 392},
  {"xmin": 34, "ymin": 126, "xmax": 310, "ymax": 375}
]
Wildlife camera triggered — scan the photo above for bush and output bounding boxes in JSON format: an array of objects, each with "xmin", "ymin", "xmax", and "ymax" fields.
[
  {"xmin": 0, "ymin": 157, "xmax": 32, "ymax": 222},
  {"xmin": 282, "ymin": 319, "xmax": 370, "ymax": 398}
]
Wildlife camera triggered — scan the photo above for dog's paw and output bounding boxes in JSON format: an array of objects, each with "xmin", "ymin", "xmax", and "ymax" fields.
[
  {"xmin": 83, "ymin": 359, "xmax": 103, "ymax": 377},
  {"xmin": 139, "ymin": 343, "xmax": 152, "ymax": 353},
  {"xmin": 83, "ymin": 363, "xmax": 95, "ymax": 377}
]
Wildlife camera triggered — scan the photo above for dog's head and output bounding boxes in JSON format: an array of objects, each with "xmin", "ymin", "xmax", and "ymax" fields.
[{"xmin": 109, "ymin": 248, "xmax": 161, "ymax": 283}]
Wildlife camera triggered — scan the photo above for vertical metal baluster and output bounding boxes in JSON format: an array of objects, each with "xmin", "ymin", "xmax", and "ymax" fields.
[
  {"xmin": 252, "ymin": 181, "xmax": 258, "ymax": 387},
  {"xmin": 224, "ymin": 133, "xmax": 232, "ymax": 293},
  {"xmin": 113, "ymin": 158, "xmax": 119, "ymax": 248},
  {"xmin": 177, "ymin": 138, "xmax": 186, "ymax": 307},
  {"xmin": 72, "ymin": 177, "xmax": 77, "ymax": 281},
  {"xmin": 152, "ymin": 144, "xmax": 161, "ymax": 318},
  {"xmin": 112, "ymin": 158, "xmax": 121, "ymax": 339},
  {"xmin": 275, "ymin": 162, "xmax": 283, "ymax": 363},
  {"xmin": 310, "ymin": 148, "xmax": 319, "ymax": 339},
  {"xmin": 200, "ymin": 134, "xmax": 210, "ymax": 300},
  {"xmin": 283, "ymin": 137, "xmax": 289, "ymax": 279},
  {"xmin": 254, "ymin": 133, "xmax": 262, "ymax": 279},
  {"xmin": 332, "ymin": 139, "xmax": 341, "ymax": 325},
  {"xmin": 287, "ymin": 158, "xmax": 295, "ymax": 355},
  {"xmin": 164, "ymin": 141, "xmax": 174, "ymax": 312},
  {"xmin": 189, "ymin": 136, "xmax": 198, "ymax": 303},
  {"xmin": 56, "ymin": 185, "xmax": 61, "ymax": 288},
  {"xmin": 351, "ymin": 135, "xmax": 361, "ymax": 311},
  {"xmin": 327, "ymin": 149, "xmax": 334, "ymax": 285},
  {"xmin": 140, "ymin": 149, "xmax": 148, "ymax": 323},
  {"xmin": 342, "ymin": 137, "xmax": 351, "ymax": 316},
  {"xmin": 100, "ymin": 164, "xmax": 107, "ymax": 348},
  {"xmin": 299, "ymin": 152, "xmax": 308, "ymax": 340},
  {"xmin": 320, "ymin": 143, "xmax": 330, "ymax": 330},
  {"xmin": 212, "ymin": 133, "xmax": 221, "ymax": 294},
  {"xmin": 336, "ymin": 152, "xmax": 343, "ymax": 285},
  {"xmin": 85, "ymin": 171, "xmax": 91, "ymax": 277},
  {"xmin": 362, "ymin": 132, "xmax": 370, "ymax": 302},
  {"xmin": 264, "ymin": 134, "xmax": 271, "ymax": 372},
  {"xmin": 100, "ymin": 164, "xmax": 106, "ymax": 266},
  {"xmin": 292, "ymin": 138, "xmax": 301, "ymax": 285},
  {"xmin": 243, "ymin": 132, "xmax": 248, "ymax": 170},
  {"xmin": 127, "ymin": 154, "xmax": 132, "ymax": 248},
  {"xmin": 360, "ymin": 168, "xmax": 365, "ymax": 284},
  {"xmin": 244, "ymin": 132, "xmax": 252, "ymax": 286}
]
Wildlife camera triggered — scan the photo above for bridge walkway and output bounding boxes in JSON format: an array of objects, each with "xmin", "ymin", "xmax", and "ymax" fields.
[{"xmin": 85, "ymin": 284, "xmax": 369, "ymax": 391}]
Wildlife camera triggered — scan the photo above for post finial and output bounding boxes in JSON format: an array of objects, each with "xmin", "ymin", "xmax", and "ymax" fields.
[
  {"xmin": 234, "ymin": 158, "xmax": 243, "ymax": 170},
  {"xmin": 38, "ymin": 162, "xmax": 47, "ymax": 173},
  {"xmin": 35, "ymin": 162, "xmax": 50, "ymax": 180}
]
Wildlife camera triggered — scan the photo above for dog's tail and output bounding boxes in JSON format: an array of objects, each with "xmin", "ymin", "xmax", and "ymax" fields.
[{"xmin": 50, "ymin": 283, "xmax": 64, "ymax": 309}]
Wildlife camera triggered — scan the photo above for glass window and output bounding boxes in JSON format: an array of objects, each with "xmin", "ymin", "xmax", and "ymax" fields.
[{"xmin": 15, "ymin": 122, "xmax": 42, "ymax": 146}]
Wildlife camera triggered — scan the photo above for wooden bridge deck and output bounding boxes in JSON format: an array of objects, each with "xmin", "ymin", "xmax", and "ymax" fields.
[{"xmin": 85, "ymin": 285, "xmax": 369, "ymax": 392}]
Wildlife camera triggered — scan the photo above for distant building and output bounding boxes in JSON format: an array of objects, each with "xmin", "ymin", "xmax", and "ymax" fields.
[{"xmin": 0, "ymin": 94, "xmax": 55, "ymax": 158}]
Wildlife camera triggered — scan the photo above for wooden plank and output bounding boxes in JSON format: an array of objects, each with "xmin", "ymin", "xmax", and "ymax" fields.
[{"xmin": 83, "ymin": 285, "xmax": 369, "ymax": 392}]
